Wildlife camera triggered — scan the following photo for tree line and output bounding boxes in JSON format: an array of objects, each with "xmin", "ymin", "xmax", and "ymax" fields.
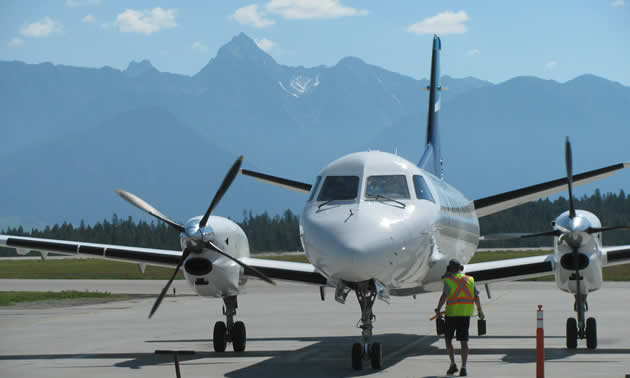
[{"xmin": 1, "ymin": 189, "xmax": 629, "ymax": 256}]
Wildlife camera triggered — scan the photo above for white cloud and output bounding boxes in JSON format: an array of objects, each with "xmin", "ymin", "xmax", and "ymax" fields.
[
  {"xmin": 116, "ymin": 8, "xmax": 177, "ymax": 35},
  {"xmin": 82, "ymin": 14, "xmax": 95, "ymax": 23},
  {"xmin": 544, "ymin": 61, "xmax": 557, "ymax": 70},
  {"xmin": 20, "ymin": 17, "xmax": 63, "ymax": 38},
  {"xmin": 467, "ymin": 49, "xmax": 480, "ymax": 56},
  {"xmin": 192, "ymin": 41, "xmax": 208, "ymax": 53},
  {"xmin": 408, "ymin": 11, "xmax": 469, "ymax": 35},
  {"xmin": 66, "ymin": 0, "xmax": 101, "ymax": 7},
  {"xmin": 255, "ymin": 38, "xmax": 274, "ymax": 52},
  {"xmin": 8, "ymin": 38, "xmax": 24, "ymax": 48},
  {"xmin": 265, "ymin": 0, "xmax": 368, "ymax": 19},
  {"xmin": 612, "ymin": 0, "xmax": 624, "ymax": 6},
  {"xmin": 232, "ymin": 5, "xmax": 275, "ymax": 28}
]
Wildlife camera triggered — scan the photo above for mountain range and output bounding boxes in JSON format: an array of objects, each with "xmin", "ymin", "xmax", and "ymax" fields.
[{"xmin": 1, "ymin": 33, "xmax": 628, "ymax": 231}]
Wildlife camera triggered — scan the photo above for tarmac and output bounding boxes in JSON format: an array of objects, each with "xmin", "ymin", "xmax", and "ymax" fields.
[{"xmin": 1, "ymin": 279, "xmax": 630, "ymax": 378}]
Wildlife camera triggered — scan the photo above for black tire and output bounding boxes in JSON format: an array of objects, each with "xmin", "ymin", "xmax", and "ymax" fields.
[
  {"xmin": 213, "ymin": 321, "xmax": 227, "ymax": 352},
  {"xmin": 370, "ymin": 342, "xmax": 383, "ymax": 369},
  {"xmin": 233, "ymin": 321, "xmax": 247, "ymax": 352},
  {"xmin": 566, "ymin": 318, "xmax": 577, "ymax": 349},
  {"xmin": 351, "ymin": 343, "xmax": 363, "ymax": 370},
  {"xmin": 586, "ymin": 317, "xmax": 597, "ymax": 349}
]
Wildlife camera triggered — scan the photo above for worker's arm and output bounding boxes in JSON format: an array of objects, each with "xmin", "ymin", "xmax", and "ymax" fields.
[{"xmin": 435, "ymin": 294, "xmax": 448, "ymax": 314}]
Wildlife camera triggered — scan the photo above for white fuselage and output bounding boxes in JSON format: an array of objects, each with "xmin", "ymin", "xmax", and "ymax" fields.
[{"xmin": 300, "ymin": 150, "xmax": 480, "ymax": 294}]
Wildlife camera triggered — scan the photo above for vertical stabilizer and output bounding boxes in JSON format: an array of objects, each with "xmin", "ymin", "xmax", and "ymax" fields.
[{"xmin": 418, "ymin": 35, "xmax": 443, "ymax": 178}]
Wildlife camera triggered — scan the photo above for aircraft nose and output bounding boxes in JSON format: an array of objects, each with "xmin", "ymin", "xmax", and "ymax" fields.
[{"xmin": 302, "ymin": 208, "xmax": 406, "ymax": 282}]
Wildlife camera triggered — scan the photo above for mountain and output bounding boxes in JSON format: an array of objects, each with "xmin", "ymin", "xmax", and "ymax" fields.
[{"xmin": 0, "ymin": 33, "xmax": 627, "ymax": 230}]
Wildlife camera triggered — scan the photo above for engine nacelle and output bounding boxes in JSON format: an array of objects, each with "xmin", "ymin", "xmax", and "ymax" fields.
[{"xmin": 179, "ymin": 215, "xmax": 251, "ymax": 298}]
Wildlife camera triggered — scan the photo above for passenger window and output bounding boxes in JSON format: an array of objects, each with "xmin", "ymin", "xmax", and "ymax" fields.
[
  {"xmin": 365, "ymin": 175, "xmax": 410, "ymax": 199},
  {"xmin": 317, "ymin": 176, "xmax": 360, "ymax": 201},
  {"xmin": 413, "ymin": 175, "xmax": 435, "ymax": 203},
  {"xmin": 308, "ymin": 176, "xmax": 322, "ymax": 201}
]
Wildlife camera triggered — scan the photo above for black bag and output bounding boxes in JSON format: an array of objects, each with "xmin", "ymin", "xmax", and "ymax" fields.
[
  {"xmin": 436, "ymin": 316, "xmax": 445, "ymax": 335},
  {"xmin": 477, "ymin": 318, "xmax": 486, "ymax": 336}
]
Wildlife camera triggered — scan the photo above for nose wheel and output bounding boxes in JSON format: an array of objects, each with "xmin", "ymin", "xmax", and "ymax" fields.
[
  {"xmin": 349, "ymin": 280, "xmax": 384, "ymax": 370},
  {"xmin": 212, "ymin": 296, "xmax": 247, "ymax": 352}
]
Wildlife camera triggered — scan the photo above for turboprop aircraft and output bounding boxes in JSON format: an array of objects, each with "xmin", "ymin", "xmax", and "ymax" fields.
[{"xmin": 1, "ymin": 35, "xmax": 629, "ymax": 370}]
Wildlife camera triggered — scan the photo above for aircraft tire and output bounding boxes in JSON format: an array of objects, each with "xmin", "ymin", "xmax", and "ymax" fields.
[
  {"xmin": 213, "ymin": 321, "xmax": 227, "ymax": 352},
  {"xmin": 370, "ymin": 342, "xmax": 383, "ymax": 369},
  {"xmin": 232, "ymin": 321, "xmax": 247, "ymax": 352},
  {"xmin": 352, "ymin": 343, "xmax": 363, "ymax": 370},
  {"xmin": 566, "ymin": 318, "xmax": 578, "ymax": 349},
  {"xmin": 586, "ymin": 317, "xmax": 597, "ymax": 349}
]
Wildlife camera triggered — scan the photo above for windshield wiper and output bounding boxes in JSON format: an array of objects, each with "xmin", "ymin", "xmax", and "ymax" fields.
[
  {"xmin": 370, "ymin": 194, "xmax": 406, "ymax": 208},
  {"xmin": 318, "ymin": 199, "xmax": 338, "ymax": 209}
]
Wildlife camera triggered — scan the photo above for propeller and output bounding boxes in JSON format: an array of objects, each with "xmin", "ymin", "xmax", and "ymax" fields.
[{"xmin": 116, "ymin": 155, "xmax": 276, "ymax": 318}]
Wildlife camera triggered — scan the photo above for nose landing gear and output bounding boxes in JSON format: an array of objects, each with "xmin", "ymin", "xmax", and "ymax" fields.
[
  {"xmin": 213, "ymin": 296, "xmax": 247, "ymax": 352},
  {"xmin": 350, "ymin": 280, "xmax": 383, "ymax": 370},
  {"xmin": 566, "ymin": 294, "xmax": 597, "ymax": 349}
]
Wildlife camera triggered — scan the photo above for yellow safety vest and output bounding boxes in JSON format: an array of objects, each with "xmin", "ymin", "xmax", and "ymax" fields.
[{"xmin": 443, "ymin": 273, "xmax": 475, "ymax": 317}]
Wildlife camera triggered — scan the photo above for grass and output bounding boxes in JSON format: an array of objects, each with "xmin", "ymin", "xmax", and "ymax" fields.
[
  {"xmin": 0, "ymin": 290, "xmax": 129, "ymax": 306},
  {"xmin": 0, "ymin": 250, "xmax": 627, "ymax": 280}
]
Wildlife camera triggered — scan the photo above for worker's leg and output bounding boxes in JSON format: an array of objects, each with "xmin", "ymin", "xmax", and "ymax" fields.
[
  {"xmin": 460, "ymin": 340, "xmax": 468, "ymax": 368},
  {"xmin": 445, "ymin": 337, "xmax": 455, "ymax": 365}
]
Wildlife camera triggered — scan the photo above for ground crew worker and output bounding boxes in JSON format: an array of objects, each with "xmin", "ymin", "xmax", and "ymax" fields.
[{"xmin": 434, "ymin": 259, "xmax": 484, "ymax": 377}]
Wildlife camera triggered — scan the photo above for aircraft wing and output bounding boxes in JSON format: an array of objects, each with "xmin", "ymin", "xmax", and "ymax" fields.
[
  {"xmin": 0, "ymin": 234, "xmax": 182, "ymax": 268},
  {"xmin": 602, "ymin": 245, "xmax": 630, "ymax": 267},
  {"xmin": 240, "ymin": 257, "xmax": 327, "ymax": 285},
  {"xmin": 0, "ymin": 234, "xmax": 328, "ymax": 285},
  {"xmin": 463, "ymin": 254, "xmax": 555, "ymax": 284},
  {"xmin": 473, "ymin": 162, "xmax": 629, "ymax": 217}
]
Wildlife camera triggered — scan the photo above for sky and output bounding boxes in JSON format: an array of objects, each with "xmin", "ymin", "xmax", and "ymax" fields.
[{"xmin": 0, "ymin": 1, "xmax": 628, "ymax": 85}]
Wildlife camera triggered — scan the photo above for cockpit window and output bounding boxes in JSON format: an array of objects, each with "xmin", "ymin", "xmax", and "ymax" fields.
[
  {"xmin": 413, "ymin": 175, "xmax": 435, "ymax": 202},
  {"xmin": 317, "ymin": 176, "xmax": 360, "ymax": 201},
  {"xmin": 365, "ymin": 175, "xmax": 410, "ymax": 199},
  {"xmin": 308, "ymin": 176, "xmax": 322, "ymax": 201}
]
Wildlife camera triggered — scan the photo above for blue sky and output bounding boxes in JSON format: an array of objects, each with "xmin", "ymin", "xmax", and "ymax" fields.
[{"xmin": 1, "ymin": 1, "xmax": 628, "ymax": 85}]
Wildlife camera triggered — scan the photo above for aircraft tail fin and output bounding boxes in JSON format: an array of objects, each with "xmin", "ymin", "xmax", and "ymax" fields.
[{"xmin": 418, "ymin": 35, "xmax": 443, "ymax": 178}]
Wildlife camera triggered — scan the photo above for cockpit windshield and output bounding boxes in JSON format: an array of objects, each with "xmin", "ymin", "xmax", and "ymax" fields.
[
  {"xmin": 365, "ymin": 175, "xmax": 410, "ymax": 199},
  {"xmin": 317, "ymin": 176, "xmax": 360, "ymax": 201}
]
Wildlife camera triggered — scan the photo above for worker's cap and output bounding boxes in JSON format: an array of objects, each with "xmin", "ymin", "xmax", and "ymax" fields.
[{"xmin": 446, "ymin": 259, "xmax": 463, "ymax": 272}]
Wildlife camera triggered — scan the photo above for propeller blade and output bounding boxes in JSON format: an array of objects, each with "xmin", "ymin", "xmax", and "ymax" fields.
[
  {"xmin": 205, "ymin": 240, "xmax": 276, "ymax": 286},
  {"xmin": 116, "ymin": 190, "xmax": 185, "ymax": 232},
  {"xmin": 149, "ymin": 247, "xmax": 192, "ymax": 318},
  {"xmin": 586, "ymin": 225, "xmax": 630, "ymax": 233},
  {"xmin": 480, "ymin": 230, "xmax": 561, "ymax": 241},
  {"xmin": 199, "ymin": 156, "xmax": 244, "ymax": 228},
  {"xmin": 565, "ymin": 137, "xmax": 576, "ymax": 218}
]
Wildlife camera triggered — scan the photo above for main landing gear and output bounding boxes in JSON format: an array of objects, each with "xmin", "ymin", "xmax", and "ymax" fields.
[
  {"xmin": 213, "ymin": 296, "xmax": 246, "ymax": 352},
  {"xmin": 350, "ymin": 280, "xmax": 383, "ymax": 370},
  {"xmin": 566, "ymin": 294, "xmax": 597, "ymax": 349}
]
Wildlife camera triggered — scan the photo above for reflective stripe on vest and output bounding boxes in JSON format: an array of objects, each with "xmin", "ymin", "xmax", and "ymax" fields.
[{"xmin": 444, "ymin": 273, "xmax": 475, "ymax": 317}]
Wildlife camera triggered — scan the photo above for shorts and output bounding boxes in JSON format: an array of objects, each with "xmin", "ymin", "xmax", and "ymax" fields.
[{"xmin": 444, "ymin": 316, "xmax": 470, "ymax": 342}]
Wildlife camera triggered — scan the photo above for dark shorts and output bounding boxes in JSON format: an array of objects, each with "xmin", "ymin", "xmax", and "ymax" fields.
[{"xmin": 445, "ymin": 316, "xmax": 470, "ymax": 342}]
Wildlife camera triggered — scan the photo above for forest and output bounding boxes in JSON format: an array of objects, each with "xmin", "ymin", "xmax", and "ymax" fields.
[{"xmin": 1, "ymin": 189, "xmax": 629, "ymax": 256}]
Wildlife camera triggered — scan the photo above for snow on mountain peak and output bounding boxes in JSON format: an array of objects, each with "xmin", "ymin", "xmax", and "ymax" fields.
[{"xmin": 278, "ymin": 75, "xmax": 320, "ymax": 98}]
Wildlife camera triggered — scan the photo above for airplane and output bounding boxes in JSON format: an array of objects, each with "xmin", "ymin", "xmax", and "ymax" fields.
[{"xmin": 1, "ymin": 35, "xmax": 629, "ymax": 371}]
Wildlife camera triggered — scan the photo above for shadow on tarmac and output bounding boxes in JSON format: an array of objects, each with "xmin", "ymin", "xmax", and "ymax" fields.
[{"xmin": 1, "ymin": 334, "xmax": 629, "ymax": 377}]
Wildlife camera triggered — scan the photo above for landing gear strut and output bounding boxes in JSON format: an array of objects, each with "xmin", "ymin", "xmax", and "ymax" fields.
[
  {"xmin": 566, "ymin": 294, "xmax": 597, "ymax": 349},
  {"xmin": 350, "ymin": 280, "xmax": 383, "ymax": 370},
  {"xmin": 213, "ymin": 296, "xmax": 246, "ymax": 352}
]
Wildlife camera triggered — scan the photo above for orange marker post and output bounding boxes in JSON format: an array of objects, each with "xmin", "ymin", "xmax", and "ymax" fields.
[{"xmin": 536, "ymin": 305, "xmax": 544, "ymax": 378}]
